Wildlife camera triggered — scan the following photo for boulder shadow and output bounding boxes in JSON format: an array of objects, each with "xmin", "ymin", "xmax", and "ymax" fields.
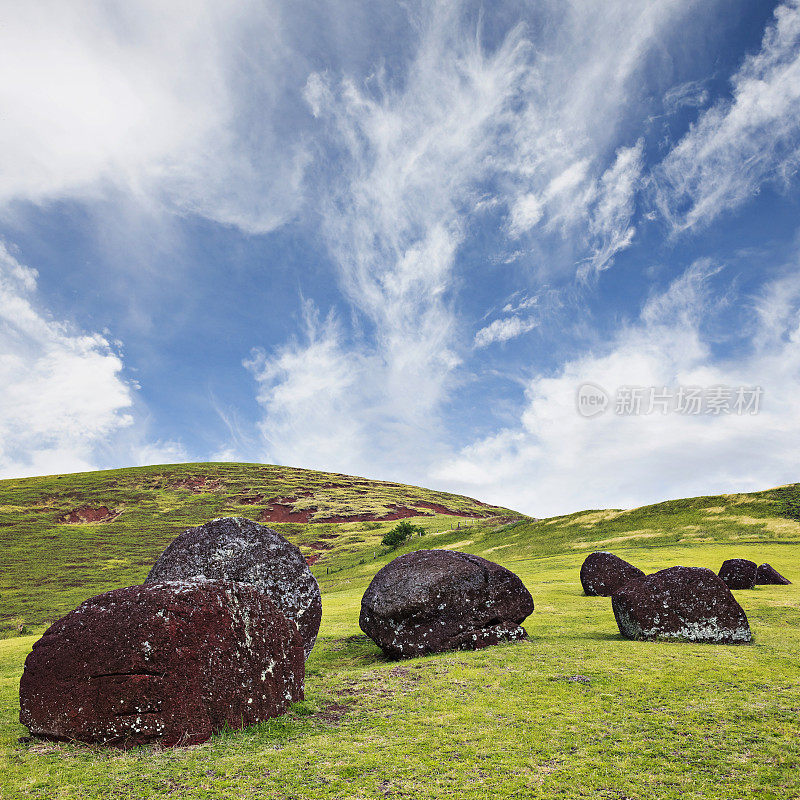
[{"xmin": 316, "ymin": 634, "xmax": 389, "ymax": 668}]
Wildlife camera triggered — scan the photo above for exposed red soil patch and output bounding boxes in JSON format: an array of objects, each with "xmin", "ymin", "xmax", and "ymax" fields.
[
  {"xmin": 57, "ymin": 506, "xmax": 120, "ymax": 524},
  {"xmin": 305, "ymin": 554, "xmax": 320, "ymax": 566},
  {"xmin": 238, "ymin": 494, "xmax": 265, "ymax": 505},
  {"xmin": 412, "ymin": 500, "xmax": 487, "ymax": 518},
  {"xmin": 258, "ymin": 494, "xmax": 493, "ymax": 525},
  {"xmin": 309, "ymin": 540, "xmax": 334, "ymax": 550},
  {"xmin": 314, "ymin": 701, "xmax": 354, "ymax": 725},
  {"xmin": 259, "ymin": 502, "xmax": 313, "ymax": 524},
  {"xmin": 257, "ymin": 491, "xmax": 317, "ymax": 522},
  {"xmin": 313, "ymin": 504, "xmax": 422, "ymax": 523},
  {"xmin": 170, "ymin": 477, "xmax": 224, "ymax": 493}
]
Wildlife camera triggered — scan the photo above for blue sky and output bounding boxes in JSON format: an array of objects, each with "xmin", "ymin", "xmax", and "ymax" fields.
[{"xmin": 1, "ymin": 0, "xmax": 800, "ymax": 515}]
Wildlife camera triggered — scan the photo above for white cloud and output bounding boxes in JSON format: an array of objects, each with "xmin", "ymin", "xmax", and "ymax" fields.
[
  {"xmin": 0, "ymin": 0, "xmax": 308, "ymax": 233},
  {"xmin": 655, "ymin": 0, "xmax": 800, "ymax": 230},
  {"xmin": 434, "ymin": 258, "xmax": 800, "ymax": 516},
  {"xmin": 662, "ymin": 79, "xmax": 710, "ymax": 114},
  {"xmin": 251, "ymin": 2, "xmax": 699, "ymax": 476},
  {"xmin": 584, "ymin": 140, "xmax": 644, "ymax": 274},
  {"xmin": 502, "ymin": 294, "xmax": 539, "ymax": 315},
  {"xmin": 474, "ymin": 316, "xmax": 538, "ymax": 348},
  {"xmin": 507, "ymin": 194, "xmax": 544, "ymax": 237},
  {"xmin": 0, "ymin": 242, "xmax": 137, "ymax": 477},
  {"xmin": 132, "ymin": 440, "xmax": 189, "ymax": 467},
  {"xmin": 507, "ymin": 139, "xmax": 645, "ymax": 276},
  {"xmin": 245, "ymin": 302, "xmax": 371, "ymax": 475},
  {"xmin": 500, "ymin": 1, "xmax": 697, "ymax": 268}
]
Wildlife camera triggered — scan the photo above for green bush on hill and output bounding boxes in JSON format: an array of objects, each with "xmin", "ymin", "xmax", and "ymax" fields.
[{"xmin": 382, "ymin": 520, "xmax": 426, "ymax": 548}]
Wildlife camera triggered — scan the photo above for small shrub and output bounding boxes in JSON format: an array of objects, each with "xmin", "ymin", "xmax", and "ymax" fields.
[{"xmin": 382, "ymin": 521, "xmax": 426, "ymax": 548}]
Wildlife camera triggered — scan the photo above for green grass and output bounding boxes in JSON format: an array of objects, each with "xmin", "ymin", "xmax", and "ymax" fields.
[
  {"xmin": 2, "ymin": 464, "xmax": 800, "ymax": 798},
  {"xmin": 0, "ymin": 463, "xmax": 511, "ymax": 635}
]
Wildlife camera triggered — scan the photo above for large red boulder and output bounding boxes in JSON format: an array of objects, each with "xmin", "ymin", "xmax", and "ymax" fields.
[
  {"xmin": 146, "ymin": 517, "xmax": 322, "ymax": 659},
  {"xmin": 580, "ymin": 551, "xmax": 644, "ymax": 596},
  {"xmin": 611, "ymin": 566, "xmax": 752, "ymax": 644},
  {"xmin": 19, "ymin": 581, "xmax": 305, "ymax": 748},
  {"xmin": 718, "ymin": 558, "xmax": 757, "ymax": 590},
  {"xmin": 756, "ymin": 563, "xmax": 791, "ymax": 585},
  {"xmin": 359, "ymin": 549, "xmax": 534, "ymax": 658}
]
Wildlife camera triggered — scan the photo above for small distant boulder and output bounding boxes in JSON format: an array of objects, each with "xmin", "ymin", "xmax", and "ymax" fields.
[
  {"xmin": 19, "ymin": 581, "xmax": 305, "ymax": 748},
  {"xmin": 718, "ymin": 558, "xmax": 758, "ymax": 590},
  {"xmin": 612, "ymin": 566, "xmax": 752, "ymax": 644},
  {"xmin": 359, "ymin": 549, "xmax": 534, "ymax": 658},
  {"xmin": 146, "ymin": 517, "xmax": 322, "ymax": 658},
  {"xmin": 580, "ymin": 551, "xmax": 645, "ymax": 596},
  {"xmin": 756, "ymin": 563, "xmax": 791, "ymax": 585}
]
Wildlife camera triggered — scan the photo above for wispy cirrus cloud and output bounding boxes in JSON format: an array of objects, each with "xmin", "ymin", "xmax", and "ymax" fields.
[
  {"xmin": 662, "ymin": 79, "xmax": 710, "ymax": 114},
  {"xmin": 249, "ymin": 5, "xmax": 532, "ymax": 476},
  {"xmin": 250, "ymin": 2, "xmax": 698, "ymax": 477},
  {"xmin": 655, "ymin": 0, "xmax": 800, "ymax": 231}
]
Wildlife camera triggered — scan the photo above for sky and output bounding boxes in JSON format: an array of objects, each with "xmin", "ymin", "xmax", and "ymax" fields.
[{"xmin": 1, "ymin": 0, "xmax": 800, "ymax": 517}]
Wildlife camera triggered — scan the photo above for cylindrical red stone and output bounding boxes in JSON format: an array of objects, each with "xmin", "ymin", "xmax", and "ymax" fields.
[{"xmin": 19, "ymin": 580, "xmax": 305, "ymax": 748}]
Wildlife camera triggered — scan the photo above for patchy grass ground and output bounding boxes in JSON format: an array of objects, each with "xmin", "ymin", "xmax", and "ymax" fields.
[{"xmin": 2, "ymin": 465, "xmax": 800, "ymax": 799}]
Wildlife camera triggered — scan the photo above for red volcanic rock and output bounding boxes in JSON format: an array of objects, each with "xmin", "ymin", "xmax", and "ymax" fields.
[
  {"xmin": 612, "ymin": 566, "xmax": 752, "ymax": 644},
  {"xmin": 359, "ymin": 550, "xmax": 534, "ymax": 658},
  {"xmin": 579, "ymin": 551, "xmax": 644, "ymax": 596},
  {"xmin": 756, "ymin": 563, "xmax": 791, "ymax": 585},
  {"xmin": 718, "ymin": 559, "xmax": 758, "ymax": 590},
  {"xmin": 146, "ymin": 517, "xmax": 322, "ymax": 658},
  {"xmin": 19, "ymin": 581, "xmax": 305, "ymax": 748}
]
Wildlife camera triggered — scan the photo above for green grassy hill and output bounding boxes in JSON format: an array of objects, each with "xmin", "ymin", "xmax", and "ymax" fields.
[
  {"xmin": 0, "ymin": 462, "xmax": 513, "ymax": 635},
  {"xmin": 2, "ymin": 465, "xmax": 800, "ymax": 799}
]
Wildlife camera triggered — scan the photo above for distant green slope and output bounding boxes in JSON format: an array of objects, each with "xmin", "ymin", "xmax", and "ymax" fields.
[
  {"xmin": 0, "ymin": 462, "xmax": 514, "ymax": 633},
  {"xmin": 318, "ymin": 482, "xmax": 800, "ymax": 596}
]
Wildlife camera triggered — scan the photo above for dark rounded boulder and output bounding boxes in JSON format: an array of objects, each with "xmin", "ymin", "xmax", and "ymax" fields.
[
  {"xmin": 19, "ymin": 581, "xmax": 305, "ymax": 748},
  {"xmin": 146, "ymin": 517, "xmax": 321, "ymax": 658},
  {"xmin": 611, "ymin": 566, "xmax": 752, "ymax": 644},
  {"xmin": 359, "ymin": 549, "xmax": 534, "ymax": 658},
  {"xmin": 579, "ymin": 551, "xmax": 645, "ymax": 596},
  {"xmin": 718, "ymin": 558, "xmax": 758, "ymax": 590},
  {"xmin": 756, "ymin": 563, "xmax": 791, "ymax": 585}
]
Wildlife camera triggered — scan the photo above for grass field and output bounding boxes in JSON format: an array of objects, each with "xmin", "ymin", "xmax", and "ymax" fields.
[{"xmin": 2, "ymin": 464, "xmax": 800, "ymax": 799}]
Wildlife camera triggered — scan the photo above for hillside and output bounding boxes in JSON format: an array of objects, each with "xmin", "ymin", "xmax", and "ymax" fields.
[
  {"xmin": 3, "ymin": 467, "xmax": 800, "ymax": 799},
  {"xmin": 0, "ymin": 462, "xmax": 514, "ymax": 634},
  {"xmin": 3, "ymin": 462, "xmax": 800, "ymax": 636}
]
